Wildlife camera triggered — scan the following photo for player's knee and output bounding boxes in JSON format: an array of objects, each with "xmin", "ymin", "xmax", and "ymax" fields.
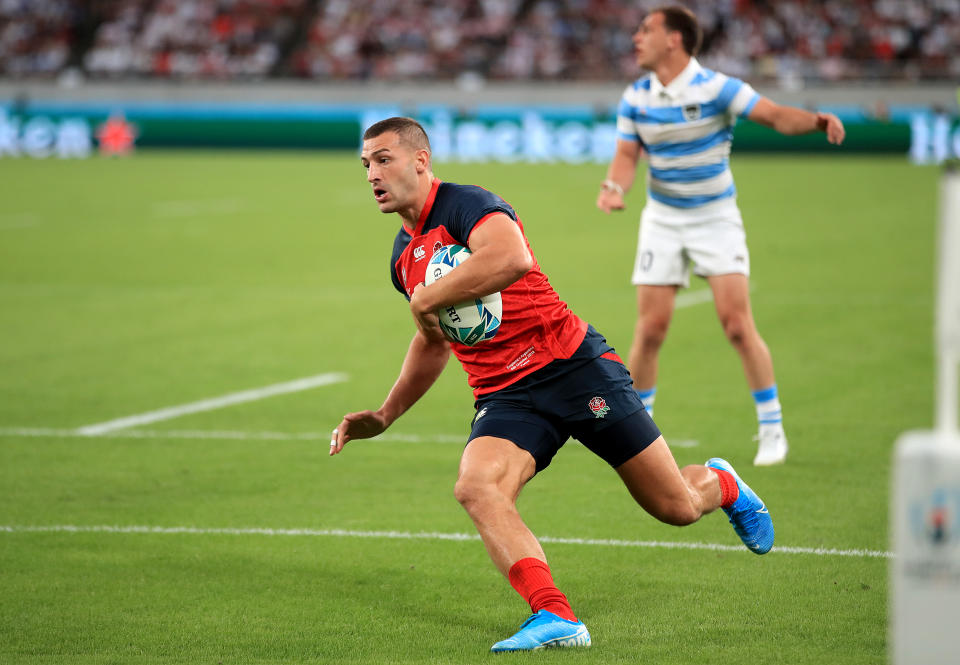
[
  {"xmin": 719, "ymin": 313, "xmax": 749, "ymax": 348},
  {"xmin": 642, "ymin": 490, "xmax": 700, "ymax": 526},
  {"xmin": 636, "ymin": 317, "xmax": 669, "ymax": 350},
  {"xmin": 655, "ymin": 499, "xmax": 700, "ymax": 526},
  {"xmin": 454, "ymin": 475, "xmax": 496, "ymax": 512}
]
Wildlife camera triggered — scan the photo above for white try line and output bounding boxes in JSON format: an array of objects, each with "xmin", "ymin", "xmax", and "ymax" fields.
[
  {"xmin": 0, "ymin": 524, "xmax": 891, "ymax": 559},
  {"xmin": 0, "ymin": 426, "xmax": 696, "ymax": 448},
  {"xmin": 73, "ymin": 373, "xmax": 349, "ymax": 436}
]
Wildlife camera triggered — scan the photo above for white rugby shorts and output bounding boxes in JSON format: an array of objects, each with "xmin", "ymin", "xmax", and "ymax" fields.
[{"xmin": 631, "ymin": 198, "xmax": 750, "ymax": 287}]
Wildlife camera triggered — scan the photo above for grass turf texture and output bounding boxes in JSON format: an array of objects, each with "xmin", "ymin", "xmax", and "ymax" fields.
[{"xmin": 0, "ymin": 151, "xmax": 938, "ymax": 664}]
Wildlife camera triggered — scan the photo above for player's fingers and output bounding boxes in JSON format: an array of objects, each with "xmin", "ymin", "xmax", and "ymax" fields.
[
  {"xmin": 825, "ymin": 116, "xmax": 844, "ymax": 144},
  {"xmin": 833, "ymin": 123, "xmax": 846, "ymax": 145},
  {"xmin": 330, "ymin": 422, "xmax": 355, "ymax": 455}
]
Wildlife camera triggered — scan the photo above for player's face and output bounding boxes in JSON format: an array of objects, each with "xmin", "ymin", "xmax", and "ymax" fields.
[
  {"xmin": 633, "ymin": 12, "xmax": 671, "ymax": 69},
  {"xmin": 360, "ymin": 131, "xmax": 420, "ymax": 214}
]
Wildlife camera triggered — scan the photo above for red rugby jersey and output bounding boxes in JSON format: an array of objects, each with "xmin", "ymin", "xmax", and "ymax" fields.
[{"xmin": 390, "ymin": 179, "xmax": 587, "ymax": 397}]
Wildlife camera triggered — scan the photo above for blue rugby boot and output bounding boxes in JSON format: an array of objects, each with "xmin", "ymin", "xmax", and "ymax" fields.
[
  {"xmin": 706, "ymin": 457, "xmax": 774, "ymax": 555},
  {"xmin": 490, "ymin": 610, "xmax": 591, "ymax": 652}
]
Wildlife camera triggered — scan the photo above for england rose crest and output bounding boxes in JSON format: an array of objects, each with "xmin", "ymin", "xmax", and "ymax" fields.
[{"xmin": 588, "ymin": 396, "xmax": 610, "ymax": 419}]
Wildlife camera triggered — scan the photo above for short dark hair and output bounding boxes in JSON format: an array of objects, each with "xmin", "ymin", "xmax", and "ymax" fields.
[
  {"xmin": 652, "ymin": 5, "xmax": 701, "ymax": 56},
  {"xmin": 362, "ymin": 116, "xmax": 431, "ymax": 153}
]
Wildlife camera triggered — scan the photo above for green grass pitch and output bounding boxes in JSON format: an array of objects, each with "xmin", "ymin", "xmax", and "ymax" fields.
[{"xmin": 0, "ymin": 150, "xmax": 939, "ymax": 664}]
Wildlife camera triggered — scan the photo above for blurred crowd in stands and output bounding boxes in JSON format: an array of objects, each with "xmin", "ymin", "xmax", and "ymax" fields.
[{"xmin": 1, "ymin": 0, "xmax": 958, "ymax": 83}]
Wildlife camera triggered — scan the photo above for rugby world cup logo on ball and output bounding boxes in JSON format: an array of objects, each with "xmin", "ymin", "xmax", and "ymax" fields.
[{"xmin": 424, "ymin": 245, "xmax": 502, "ymax": 346}]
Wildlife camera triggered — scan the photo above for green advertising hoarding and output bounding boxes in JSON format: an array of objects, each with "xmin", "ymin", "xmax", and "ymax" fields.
[{"xmin": 0, "ymin": 100, "xmax": 953, "ymax": 162}]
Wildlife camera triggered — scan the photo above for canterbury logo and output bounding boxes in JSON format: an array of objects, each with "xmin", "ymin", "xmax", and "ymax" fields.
[{"xmin": 413, "ymin": 245, "xmax": 426, "ymax": 261}]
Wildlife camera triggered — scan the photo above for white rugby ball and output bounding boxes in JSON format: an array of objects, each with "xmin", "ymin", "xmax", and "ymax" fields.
[{"xmin": 424, "ymin": 244, "xmax": 502, "ymax": 346}]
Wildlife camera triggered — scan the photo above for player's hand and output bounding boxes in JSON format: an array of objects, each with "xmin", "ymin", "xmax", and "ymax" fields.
[
  {"xmin": 816, "ymin": 112, "xmax": 845, "ymax": 145},
  {"xmin": 596, "ymin": 188, "xmax": 625, "ymax": 214},
  {"xmin": 330, "ymin": 410, "xmax": 389, "ymax": 456},
  {"xmin": 409, "ymin": 283, "xmax": 446, "ymax": 344}
]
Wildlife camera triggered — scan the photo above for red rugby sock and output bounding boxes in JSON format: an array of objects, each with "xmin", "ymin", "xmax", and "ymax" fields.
[
  {"xmin": 507, "ymin": 557, "xmax": 577, "ymax": 622},
  {"xmin": 708, "ymin": 467, "xmax": 739, "ymax": 508}
]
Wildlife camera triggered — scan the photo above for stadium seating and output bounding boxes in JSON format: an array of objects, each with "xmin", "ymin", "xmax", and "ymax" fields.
[{"xmin": 1, "ymin": 0, "xmax": 958, "ymax": 82}]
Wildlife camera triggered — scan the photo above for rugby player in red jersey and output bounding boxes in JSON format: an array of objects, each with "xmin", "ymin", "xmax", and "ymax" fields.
[{"xmin": 330, "ymin": 117, "xmax": 773, "ymax": 652}]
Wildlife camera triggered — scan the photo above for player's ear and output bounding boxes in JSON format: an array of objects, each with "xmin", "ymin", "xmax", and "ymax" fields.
[
  {"xmin": 415, "ymin": 148, "xmax": 431, "ymax": 173},
  {"xmin": 666, "ymin": 27, "xmax": 682, "ymax": 52}
]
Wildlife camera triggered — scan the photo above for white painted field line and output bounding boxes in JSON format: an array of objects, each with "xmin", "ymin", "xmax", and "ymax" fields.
[
  {"xmin": 0, "ymin": 426, "xmax": 463, "ymax": 444},
  {"xmin": 4, "ymin": 289, "xmax": 721, "ymax": 440},
  {"xmin": 0, "ymin": 524, "xmax": 892, "ymax": 559},
  {"xmin": 74, "ymin": 373, "xmax": 349, "ymax": 436},
  {"xmin": 673, "ymin": 282, "xmax": 757, "ymax": 309},
  {"xmin": 0, "ymin": 427, "xmax": 693, "ymax": 448},
  {"xmin": 675, "ymin": 288, "xmax": 714, "ymax": 308},
  {"xmin": 0, "ymin": 212, "xmax": 41, "ymax": 230},
  {"xmin": 151, "ymin": 198, "xmax": 242, "ymax": 218}
]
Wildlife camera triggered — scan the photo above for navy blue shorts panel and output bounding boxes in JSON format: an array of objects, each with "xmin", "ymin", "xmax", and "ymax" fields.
[
  {"xmin": 570, "ymin": 408, "xmax": 661, "ymax": 468},
  {"xmin": 469, "ymin": 401, "xmax": 566, "ymax": 473},
  {"xmin": 469, "ymin": 351, "xmax": 661, "ymax": 472},
  {"xmin": 528, "ymin": 355, "xmax": 643, "ymax": 424}
]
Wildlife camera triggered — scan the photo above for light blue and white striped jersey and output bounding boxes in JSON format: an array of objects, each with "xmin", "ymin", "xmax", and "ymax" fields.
[{"xmin": 617, "ymin": 58, "xmax": 760, "ymax": 210}]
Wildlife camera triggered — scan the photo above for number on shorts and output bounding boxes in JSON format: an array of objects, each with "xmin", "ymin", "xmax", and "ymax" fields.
[{"xmin": 640, "ymin": 250, "xmax": 654, "ymax": 272}]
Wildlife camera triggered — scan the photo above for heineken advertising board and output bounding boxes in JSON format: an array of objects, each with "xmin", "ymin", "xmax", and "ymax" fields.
[{"xmin": 0, "ymin": 100, "xmax": 954, "ymax": 162}]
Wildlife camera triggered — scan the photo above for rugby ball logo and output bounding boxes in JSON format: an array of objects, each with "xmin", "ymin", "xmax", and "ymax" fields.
[{"xmin": 424, "ymin": 245, "xmax": 502, "ymax": 346}]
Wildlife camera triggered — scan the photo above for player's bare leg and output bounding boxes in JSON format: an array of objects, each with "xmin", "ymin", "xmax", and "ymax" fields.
[
  {"xmin": 455, "ymin": 436, "xmax": 542, "ymax": 575},
  {"xmin": 615, "ymin": 436, "xmax": 721, "ymax": 524},
  {"xmin": 616, "ymin": 437, "xmax": 775, "ymax": 554},
  {"xmin": 455, "ymin": 436, "xmax": 590, "ymax": 651},
  {"xmin": 628, "ymin": 284, "xmax": 678, "ymax": 416},
  {"xmin": 708, "ymin": 273, "xmax": 788, "ymax": 465},
  {"xmin": 708, "ymin": 274, "xmax": 773, "ymax": 389}
]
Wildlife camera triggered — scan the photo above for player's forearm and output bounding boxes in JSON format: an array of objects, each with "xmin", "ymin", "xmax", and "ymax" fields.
[
  {"xmin": 604, "ymin": 149, "xmax": 639, "ymax": 193},
  {"xmin": 417, "ymin": 244, "xmax": 530, "ymax": 313},
  {"xmin": 442, "ymin": 245, "xmax": 529, "ymax": 298},
  {"xmin": 769, "ymin": 106, "xmax": 823, "ymax": 136},
  {"xmin": 378, "ymin": 333, "xmax": 451, "ymax": 426}
]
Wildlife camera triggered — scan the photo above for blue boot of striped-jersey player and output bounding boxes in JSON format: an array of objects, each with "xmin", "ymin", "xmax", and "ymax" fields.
[
  {"xmin": 490, "ymin": 610, "xmax": 591, "ymax": 652},
  {"xmin": 706, "ymin": 457, "xmax": 775, "ymax": 554}
]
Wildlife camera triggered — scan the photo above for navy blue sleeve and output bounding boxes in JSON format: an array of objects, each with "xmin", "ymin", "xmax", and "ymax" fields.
[
  {"xmin": 441, "ymin": 184, "xmax": 517, "ymax": 246},
  {"xmin": 390, "ymin": 258, "xmax": 407, "ymax": 299},
  {"xmin": 390, "ymin": 229, "xmax": 411, "ymax": 300}
]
